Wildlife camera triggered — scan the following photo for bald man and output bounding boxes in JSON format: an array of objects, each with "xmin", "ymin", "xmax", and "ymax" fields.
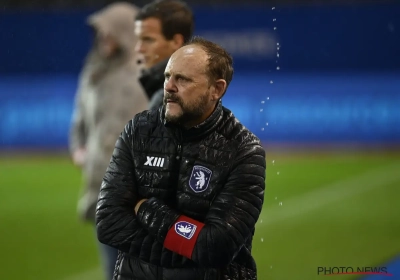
[{"xmin": 96, "ymin": 37, "xmax": 266, "ymax": 280}]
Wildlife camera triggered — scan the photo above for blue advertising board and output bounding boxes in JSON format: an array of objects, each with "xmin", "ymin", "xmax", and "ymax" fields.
[{"xmin": 0, "ymin": 72, "xmax": 399, "ymax": 148}]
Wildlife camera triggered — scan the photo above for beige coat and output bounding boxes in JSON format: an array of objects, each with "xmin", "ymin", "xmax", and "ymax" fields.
[{"xmin": 69, "ymin": 2, "xmax": 148, "ymax": 222}]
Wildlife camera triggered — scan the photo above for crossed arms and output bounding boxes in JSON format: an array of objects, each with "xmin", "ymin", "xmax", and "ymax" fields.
[{"xmin": 96, "ymin": 119, "xmax": 266, "ymax": 267}]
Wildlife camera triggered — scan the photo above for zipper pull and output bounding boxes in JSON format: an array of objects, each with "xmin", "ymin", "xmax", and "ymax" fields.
[{"xmin": 176, "ymin": 144, "xmax": 182, "ymax": 160}]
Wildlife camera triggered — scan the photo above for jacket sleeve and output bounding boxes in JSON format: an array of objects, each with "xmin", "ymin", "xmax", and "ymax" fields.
[
  {"xmin": 96, "ymin": 83, "xmax": 148, "ymax": 155},
  {"xmin": 136, "ymin": 142, "xmax": 266, "ymax": 267},
  {"xmin": 95, "ymin": 119, "xmax": 147, "ymax": 253},
  {"xmin": 69, "ymin": 74, "xmax": 88, "ymax": 153}
]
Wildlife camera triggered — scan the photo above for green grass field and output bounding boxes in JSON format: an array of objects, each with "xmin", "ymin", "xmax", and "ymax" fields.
[{"xmin": 1, "ymin": 150, "xmax": 399, "ymax": 280}]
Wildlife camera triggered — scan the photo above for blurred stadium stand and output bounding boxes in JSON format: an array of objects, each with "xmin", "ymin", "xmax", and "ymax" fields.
[
  {"xmin": 1, "ymin": 0, "xmax": 398, "ymax": 9},
  {"xmin": 0, "ymin": 0, "xmax": 399, "ymax": 150}
]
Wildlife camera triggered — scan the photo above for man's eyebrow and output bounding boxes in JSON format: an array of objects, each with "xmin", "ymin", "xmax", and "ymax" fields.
[
  {"xmin": 164, "ymin": 72, "xmax": 193, "ymax": 81},
  {"xmin": 175, "ymin": 73, "xmax": 193, "ymax": 81}
]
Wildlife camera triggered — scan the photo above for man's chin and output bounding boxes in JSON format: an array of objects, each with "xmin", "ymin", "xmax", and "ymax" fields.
[
  {"xmin": 166, "ymin": 103, "xmax": 181, "ymax": 113},
  {"xmin": 165, "ymin": 110, "xmax": 183, "ymax": 124},
  {"xmin": 165, "ymin": 115, "xmax": 182, "ymax": 124}
]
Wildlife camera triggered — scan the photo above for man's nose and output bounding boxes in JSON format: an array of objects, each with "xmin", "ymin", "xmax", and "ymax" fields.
[
  {"xmin": 135, "ymin": 42, "xmax": 144, "ymax": 53},
  {"xmin": 164, "ymin": 78, "xmax": 177, "ymax": 93}
]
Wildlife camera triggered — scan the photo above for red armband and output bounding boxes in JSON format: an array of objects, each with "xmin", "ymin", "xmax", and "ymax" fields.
[{"xmin": 164, "ymin": 215, "xmax": 205, "ymax": 259}]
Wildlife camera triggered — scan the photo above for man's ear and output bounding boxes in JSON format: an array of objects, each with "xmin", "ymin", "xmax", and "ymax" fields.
[
  {"xmin": 169, "ymin": 34, "xmax": 184, "ymax": 50},
  {"xmin": 211, "ymin": 79, "xmax": 227, "ymax": 101}
]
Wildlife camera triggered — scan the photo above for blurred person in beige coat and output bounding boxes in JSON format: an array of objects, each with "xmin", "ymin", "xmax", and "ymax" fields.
[{"xmin": 69, "ymin": 2, "xmax": 148, "ymax": 279}]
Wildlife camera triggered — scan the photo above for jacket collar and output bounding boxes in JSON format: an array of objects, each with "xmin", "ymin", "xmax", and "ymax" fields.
[
  {"xmin": 139, "ymin": 59, "xmax": 169, "ymax": 100},
  {"xmin": 162, "ymin": 101, "xmax": 224, "ymax": 142}
]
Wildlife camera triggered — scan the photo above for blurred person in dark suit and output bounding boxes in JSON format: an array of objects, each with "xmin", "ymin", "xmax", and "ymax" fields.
[
  {"xmin": 135, "ymin": 0, "xmax": 194, "ymax": 110},
  {"xmin": 69, "ymin": 2, "xmax": 148, "ymax": 279}
]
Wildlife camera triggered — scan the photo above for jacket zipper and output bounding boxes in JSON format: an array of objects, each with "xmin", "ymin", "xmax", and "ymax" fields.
[
  {"xmin": 176, "ymin": 144, "xmax": 182, "ymax": 160},
  {"xmin": 175, "ymin": 128, "xmax": 183, "ymax": 161}
]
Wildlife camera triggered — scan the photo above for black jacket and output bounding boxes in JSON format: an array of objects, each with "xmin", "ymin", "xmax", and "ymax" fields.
[
  {"xmin": 138, "ymin": 59, "xmax": 168, "ymax": 110},
  {"xmin": 96, "ymin": 102, "xmax": 266, "ymax": 280}
]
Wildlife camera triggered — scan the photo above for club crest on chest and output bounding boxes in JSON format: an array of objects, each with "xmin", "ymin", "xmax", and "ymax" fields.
[{"xmin": 189, "ymin": 165, "xmax": 212, "ymax": 193}]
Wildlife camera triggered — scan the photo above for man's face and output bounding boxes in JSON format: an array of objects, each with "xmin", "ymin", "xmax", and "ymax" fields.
[
  {"xmin": 163, "ymin": 45, "xmax": 216, "ymax": 127},
  {"xmin": 135, "ymin": 17, "xmax": 177, "ymax": 68}
]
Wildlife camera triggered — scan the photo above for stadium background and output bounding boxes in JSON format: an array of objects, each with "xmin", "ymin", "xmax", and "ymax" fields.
[{"xmin": 0, "ymin": 0, "xmax": 399, "ymax": 279}]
